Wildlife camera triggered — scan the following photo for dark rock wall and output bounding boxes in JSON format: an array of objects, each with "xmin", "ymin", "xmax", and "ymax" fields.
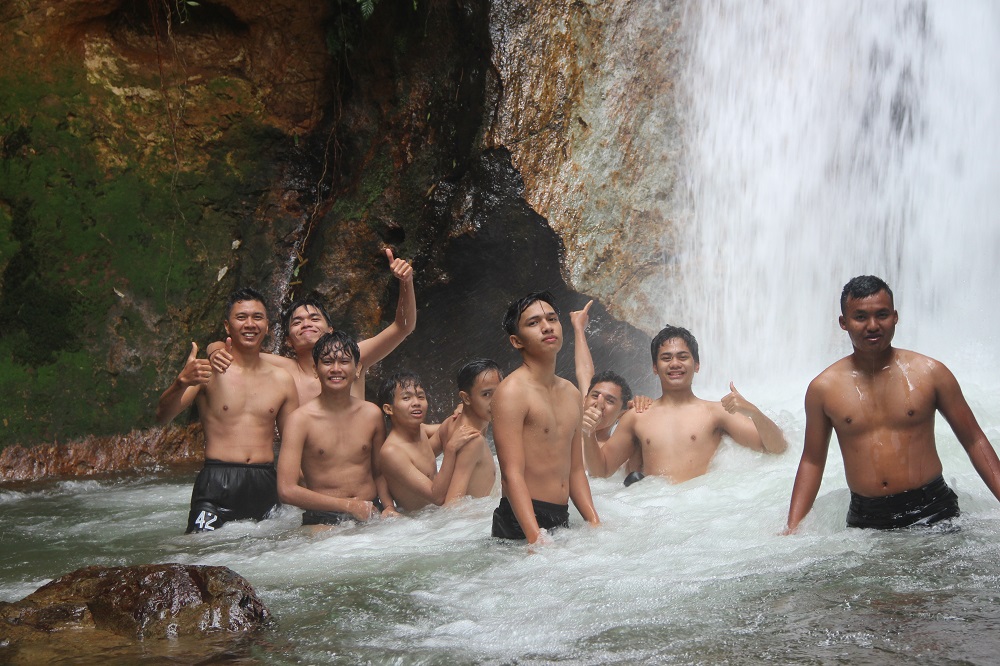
[{"xmin": 0, "ymin": 0, "xmax": 671, "ymax": 471}]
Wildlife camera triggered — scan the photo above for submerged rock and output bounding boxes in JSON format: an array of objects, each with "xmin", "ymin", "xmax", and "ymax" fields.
[{"xmin": 0, "ymin": 564, "xmax": 271, "ymax": 663}]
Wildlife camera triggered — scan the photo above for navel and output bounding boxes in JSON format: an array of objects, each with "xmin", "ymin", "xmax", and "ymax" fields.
[
  {"xmin": 845, "ymin": 417, "xmax": 852, "ymax": 424},
  {"xmin": 907, "ymin": 410, "xmax": 915, "ymax": 417}
]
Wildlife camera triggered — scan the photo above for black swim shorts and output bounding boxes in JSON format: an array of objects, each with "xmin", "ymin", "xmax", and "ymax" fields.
[
  {"xmin": 847, "ymin": 475, "xmax": 960, "ymax": 530},
  {"xmin": 186, "ymin": 459, "xmax": 279, "ymax": 533},
  {"xmin": 301, "ymin": 498, "xmax": 385, "ymax": 526},
  {"xmin": 492, "ymin": 496, "xmax": 570, "ymax": 540}
]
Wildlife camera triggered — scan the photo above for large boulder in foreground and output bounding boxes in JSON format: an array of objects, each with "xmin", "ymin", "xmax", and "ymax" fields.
[{"xmin": 0, "ymin": 564, "xmax": 271, "ymax": 663}]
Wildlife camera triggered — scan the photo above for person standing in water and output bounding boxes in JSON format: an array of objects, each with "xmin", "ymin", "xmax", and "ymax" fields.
[
  {"xmin": 570, "ymin": 299, "xmax": 649, "ymax": 485},
  {"xmin": 432, "ymin": 358, "xmax": 502, "ymax": 502},
  {"xmin": 277, "ymin": 331, "xmax": 398, "ymax": 527},
  {"xmin": 207, "ymin": 248, "xmax": 416, "ymax": 403},
  {"xmin": 156, "ymin": 287, "xmax": 299, "ymax": 533},
  {"xmin": 491, "ymin": 291, "xmax": 600, "ymax": 544},
  {"xmin": 583, "ymin": 325, "xmax": 786, "ymax": 483},
  {"xmin": 785, "ymin": 275, "xmax": 1000, "ymax": 532}
]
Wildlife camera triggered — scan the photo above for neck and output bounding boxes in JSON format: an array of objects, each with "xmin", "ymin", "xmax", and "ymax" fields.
[
  {"xmin": 231, "ymin": 346, "xmax": 262, "ymax": 368},
  {"xmin": 657, "ymin": 385, "xmax": 697, "ymax": 404},
  {"xmin": 850, "ymin": 345, "xmax": 896, "ymax": 374},
  {"xmin": 391, "ymin": 420, "xmax": 423, "ymax": 443},
  {"xmin": 318, "ymin": 386, "xmax": 353, "ymax": 409},
  {"xmin": 520, "ymin": 351, "xmax": 558, "ymax": 384},
  {"xmin": 460, "ymin": 411, "xmax": 489, "ymax": 433},
  {"xmin": 293, "ymin": 347, "xmax": 316, "ymax": 375}
]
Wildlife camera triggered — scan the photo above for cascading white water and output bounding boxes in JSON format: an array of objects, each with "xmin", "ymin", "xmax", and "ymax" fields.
[
  {"xmin": 671, "ymin": 0, "xmax": 1000, "ymax": 395},
  {"xmin": 4, "ymin": 3, "xmax": 1000, "ymax": 664}
]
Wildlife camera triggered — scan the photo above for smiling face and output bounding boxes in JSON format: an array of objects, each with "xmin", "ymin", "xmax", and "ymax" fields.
[
  {"xmin": 653, "ymin": 337, "xmax": 699, "ymax": 389},
  {"xmin": 839, "ymin": 289, "xmax": 898, "ymax": 354},
  {"xmin": 224, "ymin": 299, "xmax": 268, "ymax": 352},
  {"xmin": 511, "ymin": 300, "xmax": 562, "ymax": 354},
  {"xmin": 585, "ymin": 381, "xmax": 626, "ymax": 431},
  {"xmin": 316, "ymin": 345, "xmax": 357, "ymax": 393},
  {"xmin": 286, "ymin": 304, "xmax": 333, "ymax": 353}
]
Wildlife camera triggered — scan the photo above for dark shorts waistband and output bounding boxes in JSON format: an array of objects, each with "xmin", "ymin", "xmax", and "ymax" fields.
[
  {"xmin": 848, "ymin": 475, "xmax": 960, "ymax": 530},
  {"xmin": 203, "ymin": 458, "xmax": 275, "ymax": 470},
  {"xmin": 492, "ymin": 496, "xmax": 570, "ymax": 540}
]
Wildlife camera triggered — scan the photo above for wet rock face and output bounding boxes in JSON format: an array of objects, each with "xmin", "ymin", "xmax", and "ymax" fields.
[
  {"xmin": 0, "ymin": 564, "xmax": 271, "ymax": 663},
  {"xmin": 486, "ymin": 0, "xmax": 684, "ymax": 332}
]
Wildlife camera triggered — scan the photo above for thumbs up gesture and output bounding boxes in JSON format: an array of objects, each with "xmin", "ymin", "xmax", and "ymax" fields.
[{"xmin": 178, "ymin": 342, "xmax": 213, "ymax": 387}]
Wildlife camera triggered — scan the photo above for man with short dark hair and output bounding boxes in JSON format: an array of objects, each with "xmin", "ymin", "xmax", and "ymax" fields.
[
  {"xmin": 156, "ymin": 287, "xmax": 299, "ymax": 532},
  {"xmin": 786, "ymin": 275, "xmax": 1000, "ymax": 532},
  {"xmin": 584, "ymin": 324, "xmax": 786, "ymax": 483},
  {"xmin": 491, "ymin": 291, "xmax": 600, "ymax": 543}
]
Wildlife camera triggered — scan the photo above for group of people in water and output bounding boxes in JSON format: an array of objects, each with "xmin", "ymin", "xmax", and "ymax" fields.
[{"xmin": 156, "ymin": 251, "xmax": 1000, "ymax": 543}]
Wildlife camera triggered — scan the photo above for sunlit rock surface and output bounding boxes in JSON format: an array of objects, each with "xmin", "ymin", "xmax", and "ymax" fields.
[
  {"xmin": 0, "ymin": 563, "xmax": 270, "ymax": 663},
  {"xmin": 486, "ymin": 0, "xmax": 683, "ymax": 331}
]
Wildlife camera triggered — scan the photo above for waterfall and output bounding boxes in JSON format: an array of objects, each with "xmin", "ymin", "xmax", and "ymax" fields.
[{"xmin": 669, "ymin": 0, "xmax": 1000, "ymax": 395}]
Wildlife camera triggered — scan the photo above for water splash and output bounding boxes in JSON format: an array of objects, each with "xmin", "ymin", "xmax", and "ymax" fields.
[{"xmin": 668, "ymin": 0, "xmax": 1000, "ymax": 395}]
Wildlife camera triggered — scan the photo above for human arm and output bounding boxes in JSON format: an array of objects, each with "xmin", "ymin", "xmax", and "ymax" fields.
[
  {"xmin": 785, "ymin": 382, "xmax": 833, "ymax": 533},
  {"xmin": 569, "ymin": 422, "xmax": 600, "ymax": 526},
  {"xmin": 492, "ymin": 383, "xmax": 545, "ymax": 543},
  {"xmin": 582, "ymin": 408, "xmax": 637, "ymax": 477},
  {"xmin": 273, "ymin": 370, "xmax": 300, "ymax": 436},
  {"xmin": 720, "ymin": 382, "xmax": 787, "ymax": 453},
  {"xmin": 155, "ymin": 342, "xmax": 211, "ymax": 424},
  {"xmin": 205, "ymin": 338, "xmax": 233, "ymax": 373},
  {"xmin": 629, "ymin": 395, "xmax": 653, "ymax": 413},
  {"xmin": 935, "ymin": 364, "xmax": 1000, "ymax": 502},
  {"xmin": 570, "ymin": 300, "xmax": 595, "ymax": 396},
  {"xmin": 381, "ymin": 427, "xmax": 477, "ymax": 508},
  {"xmin": 357, "ymin": 248, "xmax": 417, "ymax": 374},
  {"xmin": 371, "ymin": 419, "xmax": 399, "ymax": 517}
]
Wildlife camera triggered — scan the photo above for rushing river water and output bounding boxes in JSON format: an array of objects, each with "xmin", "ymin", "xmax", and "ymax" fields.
[{"xmin": 5, "ymin": 0, "xmax": 1000, "ymax": 663}]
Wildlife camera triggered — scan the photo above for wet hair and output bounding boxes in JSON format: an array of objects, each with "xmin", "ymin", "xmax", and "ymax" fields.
[
  {"xmin": 840, "ymin": 275, "xmax": 894, "ymax": 314},
  {"xmin": 502, "ymin": 290, "xmax": 559, "ymax": 335},
  {"xmin": 312, "ymin": 331, "xmax": 360, "ymax": 366},
  {"xmin": 588, "ymin": 370, "xmax": 633, "ymax": 408},
  {"xmin": 650, "ymin": 325, "xmax": 700, "ymax": 365},
  {"xmin": 225, "ymin": 287, "xmax": 268, "ymax": 319},
  {"xmin": 457, "ymin": 358, "xmax": 503, "ymax": 393},
  {"xmin": 281, "ymin": 297, "xmax": 333, "ymax": 339},
  {"xmin": 378, "ymin": 371, "xmax": 425, "ymax": 410}
]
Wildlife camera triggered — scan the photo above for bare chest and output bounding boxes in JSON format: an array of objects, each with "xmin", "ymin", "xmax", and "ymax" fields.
[{"xmin": 826, "ymin": 375, "xmax": 936, "ymax": 435}]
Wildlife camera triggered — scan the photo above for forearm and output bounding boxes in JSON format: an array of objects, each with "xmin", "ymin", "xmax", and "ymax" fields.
[
  {"xmin": 503, "ymin": 474, "xmax": 542, "ymax": 542},
  {"xmin": 375, "ymin": 474, "xmax": 396, "ymax": 512},
  {"xmin": 573, "ymin": 325, "xmax": 595, "ymax": 391},
  {"xmin": 569, "ymin": 471, "xmax": 600, "ymax": 525},
  {"xmin": 747, "ymin": 406, "xmax": 787, "ymax": 454},
  {"xmin": 583, "ymin": 432, "xmax": 612, "ymax": 477},
  {"xmin": 965, "ymin": 438, "xmax": 1000, "ymax": 502},
  {"xmin": 279, "ymin": 484, "xmax": 363, "ymax": 514},
  {"xmin": 155, "ymin": 380, "xmax": 192, "ymax": 425},
  {"xmin": 430, "ymin": 450, "xmax": 459, "ymax": 505},
  {"xmin": 786, "ymin": 460, "xmax": 824, "ymax": 532},
  {"xmin": 394, "ymin": 278, "xmax": 416, "ymax": 335}
]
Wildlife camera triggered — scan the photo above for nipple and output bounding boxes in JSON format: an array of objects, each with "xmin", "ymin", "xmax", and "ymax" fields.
[
  {"xmin": 908, "ymin": 410, "xmax": 915, "ymax": 416},
  {"xmin": 223, "ymin": 405, "xmax": 229, "ymax": 411},
  {"xmin": 269, "ymin": 408, "xmax": 275, "ymax": 414},
  {"xmin": 845, "ymin": 417, "xmax": 852, "ymax": 424}
]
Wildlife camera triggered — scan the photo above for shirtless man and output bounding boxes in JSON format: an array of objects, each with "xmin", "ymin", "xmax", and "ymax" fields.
[
  {"xmin": 277, "ymin": 331, "xmax": 398, "ymax": 527},
  {"xmin": 785, "ymin": 275, "xmax": 1000, "ymax": 532},
  {"xmin": 208, "ymin": 248, "xmax": 415, "ymax": 403},
  {"xmin": 156, "ymin": 287, "xmax": 299, "ymax": 533},
  {"xmin": 584, "ymin": 325, "xmax": 786, "ymax": 484},
  {"xmin": 491, "ymin": 291, "xmax": 600, "ymax": 544},
  {"xmin": 378, "ymin": 372, "xmax": 478, "ymax": 512},
  {"xmin": 434, "ymin": 359, "xmax": 502, "ymax": 501},
  {"xmin": 570, "ymin": 299, "xmax": 645, "ymax": 485}
]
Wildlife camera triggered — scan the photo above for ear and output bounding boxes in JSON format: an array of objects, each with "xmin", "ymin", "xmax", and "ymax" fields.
[
  {"xmin": 382, "ymin": 403, "xmax": 393, "ymax": 417},
  {"xmin": 892, "ymin": 310, "xmax": 899, "ymax": 325},
  {"xmin": 459, "ymin": 390, "xmax": 472, "ymax": 405},
  {"xmin": 839, "ymin": 315, "xmax": 847, "ymax": 331},
  {"xmin": 509, "ymin": 333, "xmax": 525, "ymax": 350},
  {"xmin": 224, "ymin": 320, "xmax": 231, "ymax": 335},
  {"xmin": 694, "ymin": 361, "xmax": 700, "ymax": 373}
]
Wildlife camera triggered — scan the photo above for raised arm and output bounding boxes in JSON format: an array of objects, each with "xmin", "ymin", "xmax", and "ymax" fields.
[
  {"xmin": 720, "ymin": 382, "xmax": 787, "ymax": 454},
  {"xmin": 935, "ymin": 363, "xmax": 1000, "ymax": 502},
  {"xmin": 155, "ymin": 342, "xmax": 211, "ymax": 424},
  {"xmin": 492, "ymin": 382, "xmax": 545, "ymax": 543},
  {"xmin": 583, "ymin": 407, "xmax": 637, "ymax": 477},
  {"xmin": 570, "ymin": 299, "xmax": 595, "ymax": 397},
  {"xmin": 785, "ymin": 380, "xmax": 833, "ymax": 533},
  {"xmin": 357, "ymin": 248, "xmax": 417, "ymax": 371}
]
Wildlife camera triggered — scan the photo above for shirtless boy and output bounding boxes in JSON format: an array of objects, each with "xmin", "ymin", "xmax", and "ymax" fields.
[
  {"xmin": 433, "ymin": 359, "xmax": 502, "ymax": 501},
  {"xmin": 277, "ymin": 331, "xmax": 398, "ymax": 527},
  {"xmin": 570, "ymin": 299, "xmax": 644, "ymax": 485},
  {"xmin": 491, "ymin": 291, "xmax": 600, "ymax": 543},
  {"xmin": 156, "ymin": 287, "xmax": 299, "ymax": 533},
  {"xmin": 584, "ymin": 325, "xmax": 786, "ymax": 484},
  {"xmin": 208, "ymin": 248, "xmax": 415, "ymax": 403},
  {"xmin": 785, "ymin": 275, "xmax": 1000, "ymax": 532},
  {"xmin": 378, "ymin": 372, "xmax": 479, "ymax": 512}
]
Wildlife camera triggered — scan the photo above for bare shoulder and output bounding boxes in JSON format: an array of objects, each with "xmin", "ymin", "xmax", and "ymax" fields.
[
  {"xmin": 807, "ymin": 357, "xmax": 852, "ymax": 395},
  {"xmin": 262, "ymin": 353, "xmax": 297, "ymax": 371}
]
